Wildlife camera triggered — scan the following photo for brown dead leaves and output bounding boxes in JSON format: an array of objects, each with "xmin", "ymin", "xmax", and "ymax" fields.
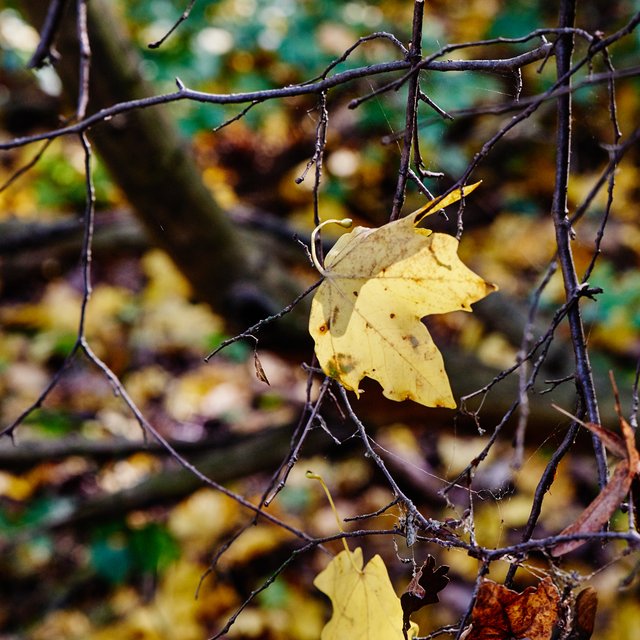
[
  {"xmin": 400, "ymin": 556, "xmax": 449, "ymax": 638},
  {"xmin": 465, "ymin": 578, "xmax": 560, "ymax": 640}
]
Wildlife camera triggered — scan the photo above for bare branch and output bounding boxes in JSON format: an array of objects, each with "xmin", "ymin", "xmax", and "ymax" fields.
[
  {"xmin": 75, "ymin": 0, "xmax": 90, "ymax": 120},
  {"xmin": 147, "ymin": 0, "xmax": 198, "ymax": 49},
  {"xmin": 0, "ymin": 41, "xmax": 562, "ymax": 151},
  {"xmin": 27, "ymin": 0, "xmax": 69, "ymax": 68},
  {"xmin": 390, "ymin": 0, "xmax": 425, "ymax": 221}
]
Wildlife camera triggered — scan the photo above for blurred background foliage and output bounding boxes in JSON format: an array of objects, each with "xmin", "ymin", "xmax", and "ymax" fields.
[{"xmin": 1, "ymin": 0, "xmax": 640, "ymax": 638}]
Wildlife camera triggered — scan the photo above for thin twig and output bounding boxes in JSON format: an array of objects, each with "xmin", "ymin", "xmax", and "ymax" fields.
[
  {"xmin": 148, "ymin": 0, "xmax": 198, "ymax": 49},
  {"xmin": 390, "ymin": 0, "xmax": 425, "ymax": 221},
  {"xmin": 338, "ymin": 386, "xmax": 460, "ymax": 548},
  {"xmin": 1, "ymin": 42, "xmax": 575, "ymax": 151},
  {"xmin": 350, "ymin": 39, "xmax": 554, "ymax": 111},
  {"xmin": 204, "ymin": 280, "xmax": 321, "ymax": 361},
  {"xmin": 550, "ymin": 0, "xmax": 607, "ymax": 484},
  {"xmin": 312, "ymin": 31, "xmax": 408, "ymax": 82},
  {"xmin": 211, "ymin": 100, "xmax": 261, "ymax": 132},
  {"xmin": 0, "ymin": 139, "xmax": 54, "ymax": 193},
  {"xmin": 75, "ymin": 0, "xmax": 90, "ymax": 120},
  {"xmin": 454, "ymin": 562, "xmax": 490, "ymax": 640},
  {"xmin": 505, "ymin": 414, "xmax": 582, "ymax": 586},
  {"xmin": 378, "ymin": 64, "xmax": 640, "ymax": 143},
  {"xmin": 263, "ymin": 378, "xmax": 332, "ymax": 506},
  {"xmin": 452, "ymin": 13, "xmax": 640, "ymax": 204},
  {"xmin": 28, "ymin": 0, "xmax": 70, "ymax": 68},
  {"xmin": 631, "ymin": 361, "xmax": 640, "ymax": 431}
]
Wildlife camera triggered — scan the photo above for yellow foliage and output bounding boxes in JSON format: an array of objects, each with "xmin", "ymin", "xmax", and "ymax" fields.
[
  {"xmin": 168, "ymin": 488, "xmax": 241, "ymax": 553},
  {"xmin": 141, "ymin": 250, "xmax": 193, "ymax": 302},
  {"xmin": 0, "ymin": 280, "xmax": 80, "ymax": 333},
  {"xmin": 131, "ymin": 295, "xmax": 222, "ymax": 353},
  {"xmin": 124, "ymin": 365, "xmax": 172, "ymax": 406},
  {"xmin": 309, "ymin": 185, "xmax": 496, "ymax": 408},
  {"xmin": 601, "ymin": 598, "xmax": 640, "ymax": 640},
  {"xmin": 0, "ymin": 470, "xmax": 33, "ymax": 501},
  {"xmin": 30, "ymin": 610, "xmax": 92, "ymax": 640},
  {"xmin": 163, "ymin": 363, "xmax": 252, "ymax": 421},
  {"xmin": 591, "ymin": 307, "xmax": 639, "ymax": 356},
  {"xmin": 227, "ymin": 591, "xmax": 325, "ymax": 640},
  {"xmin": 85, "ymin": 559, "xmax": 236, "ymax": 640},
  {"xmin": 458, "ymin": 213, "xmax": 556, "ymax": 295},
  {"xmin": 218, "ymin": 523, "xmax": 287, "ymax": 567},
  {"xmin": 314, "ymin": 547, "xmax": 418, "ymax": 640},
  {"xmin": 96, "ymin": 453, "xmax": 161, "ymax": 493},
  {"xmin": 84, "ymin": 285, "xmax": 133, "ymax": 340}
]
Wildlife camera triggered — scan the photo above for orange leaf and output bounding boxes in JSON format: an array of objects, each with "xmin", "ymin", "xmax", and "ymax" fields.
[{"xmin": 465, "ymin": 577, "xmax": 560, "ymax": 640}]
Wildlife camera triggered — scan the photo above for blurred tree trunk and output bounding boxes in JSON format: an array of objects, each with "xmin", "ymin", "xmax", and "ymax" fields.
[{"xmin": 20, "ymin": 0, "xmax": 310, "ymax": 345}]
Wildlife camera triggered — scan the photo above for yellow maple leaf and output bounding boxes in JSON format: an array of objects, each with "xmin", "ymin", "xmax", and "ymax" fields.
[
  {"xmin": 309, "ymin": 184, "xmax": 497, "ymax": 408},
  {"xmin": 314, "ymin": 547, "xmax": 419, "ymax": 640}
]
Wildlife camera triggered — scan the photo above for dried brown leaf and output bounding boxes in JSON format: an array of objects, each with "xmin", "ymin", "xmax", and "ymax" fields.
[
  {"xmin": 578, "ymin": 421, "xmax": 628, "ymax": 460},
  {"xmin": 552, "ymin": 461, "xmax": 633, "ymax": 556},
  {"xmin": 400, "ymin": 556, "xmax": 449, "ymax": 635},
  {"xmin": 253, "ymin": 351, "xmax": 270, "ymax": 385},
  {"xmin": 552, "ymin": 406, "xmax": 639, "ymax": 556},
  {"xmin": 568, "ymin": 587, "xmax": 598, "ymax": 640},
  {"xmin": 465, "ymin": 577, "xmax": 560, "ymax": 640}
]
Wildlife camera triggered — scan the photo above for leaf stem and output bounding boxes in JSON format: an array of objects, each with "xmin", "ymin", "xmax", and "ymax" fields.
[
  {"xmin": 310, "ymin": 218, "xmax": 352, "ymax": 276},
  {"xmin": 306, "ymin": 470, "xmax": 362, "ymax": 573}
]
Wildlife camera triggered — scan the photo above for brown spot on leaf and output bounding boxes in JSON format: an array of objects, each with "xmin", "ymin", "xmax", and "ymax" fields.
[
  {"xmin": 402, "ymin": 334, "xmax": 420, "ymax": 349},
  {"xmin": 326, "ymin": 352, "xmax": 357, "ymax": 378}
]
